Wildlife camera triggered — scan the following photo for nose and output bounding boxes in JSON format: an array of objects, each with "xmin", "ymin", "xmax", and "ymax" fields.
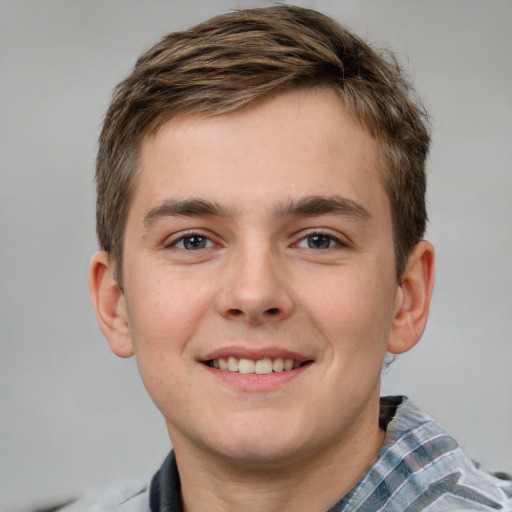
[{"xmin": 216, "ymin": 244, "xmax": 294, "ymax": 324}]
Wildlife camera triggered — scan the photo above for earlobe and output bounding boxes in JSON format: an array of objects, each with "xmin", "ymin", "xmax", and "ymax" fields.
[
  {"xmin": 387, "ymin": 241, "xmax": 435, "ymax": 355},
  {"xmin": 89, "ymin": 251, "xmax": 134, "ymax": 358}
]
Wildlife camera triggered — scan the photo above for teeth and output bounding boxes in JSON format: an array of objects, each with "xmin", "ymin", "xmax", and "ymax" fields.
[
  {"xmin": 255, "ymin": 357, "xmax": 273, "ymax": 374},
  {"xmin": 238, "ymin": 358, "xmax": 255, "ymax": 374},
  {"xmin": 208, "ymin": 356, "xmax": 305, "ymax": 374},
  {"xmin": 272, "ymin": 357, "xmax": 284, "ymax": 372}
]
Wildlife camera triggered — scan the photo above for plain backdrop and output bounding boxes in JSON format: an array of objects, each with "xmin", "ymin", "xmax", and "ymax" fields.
[{"xmin": 1, "ymin": 1, "xmax": 511, "ymax": 510}]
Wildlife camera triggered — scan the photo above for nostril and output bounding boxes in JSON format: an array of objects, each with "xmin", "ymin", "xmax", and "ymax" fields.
[{"xmin": 224, "ymin": 306, "xmax": 283, "ymax": 320}]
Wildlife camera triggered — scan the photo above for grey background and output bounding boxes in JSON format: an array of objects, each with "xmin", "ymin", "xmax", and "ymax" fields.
[{"xmin": 1, "ymin": 0, "xmax": 511, "ymax": 510}]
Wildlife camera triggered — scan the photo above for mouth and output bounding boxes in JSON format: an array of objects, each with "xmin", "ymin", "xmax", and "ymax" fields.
[{"xmin": 204, "ymin": 356, "xmax": 312, "ymax": 375}]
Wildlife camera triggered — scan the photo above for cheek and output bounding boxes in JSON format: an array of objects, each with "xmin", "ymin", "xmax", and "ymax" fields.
[
  {"xmin": 308, "ymin": 272, "xmax": 396, "ymax": 402},
  {"xmin": 300, "ymin": 268, "xmax": 396, "ymax": 353},
  {"xmin": 127, "ymin": 267, "xmax": 213, "ymax": 339},
  {"xmin": 124, "ymin": 270, "xmax": 215, "ymax": 385}
]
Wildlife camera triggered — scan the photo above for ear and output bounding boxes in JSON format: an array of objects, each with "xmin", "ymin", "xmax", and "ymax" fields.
[
  {"xmin": 387, "ymin": 241, "xmax": 435, "ymax": 355},
  {"xmin": 89, "ymin": 251, "xmax": 134, "ymax": 358}
]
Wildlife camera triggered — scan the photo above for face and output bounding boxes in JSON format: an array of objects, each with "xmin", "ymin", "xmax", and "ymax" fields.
[{"xmin": 112, "ymin": 89, "xmax": 406, "ymax": 467}]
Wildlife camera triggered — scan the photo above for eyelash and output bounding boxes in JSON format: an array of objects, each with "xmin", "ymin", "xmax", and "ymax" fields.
[
  {"xmin": 295, "ymin": 231, "xmax": 347, "ymax": 250},
  {"xmin": 163, "ymin": 231, "xmax": 215, "ymax": 251},
  {"xmin": 163, "ymin": 230, "xmax": 348, "ymax": 252}
]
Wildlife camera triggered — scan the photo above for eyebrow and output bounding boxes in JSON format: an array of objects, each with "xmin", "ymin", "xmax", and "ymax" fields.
[
  {"xmin": 142, "ymin": 194, "xmax": 371, "ymax": 228},
  {"xmin": 278, "ymin": 195, "xmax": 371, "ymax": 221},
  {"xmin": 143, "ymin": 198, "xmax": 232, "ymax": 228}
]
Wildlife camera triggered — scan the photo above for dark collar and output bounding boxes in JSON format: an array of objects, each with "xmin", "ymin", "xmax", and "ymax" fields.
[{"xmin": 149, "ymin": 451, "xmax": 182, "ymax": 512}]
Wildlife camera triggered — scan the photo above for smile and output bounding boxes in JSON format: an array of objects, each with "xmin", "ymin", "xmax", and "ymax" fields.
[{"xmin": 205, "ymin": 356, "xmax": 308, "ymax": 374}]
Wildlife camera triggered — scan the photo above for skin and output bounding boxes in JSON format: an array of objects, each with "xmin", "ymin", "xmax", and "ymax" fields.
[{"xmin": 91, "ymin": 88, "xmax": 434, "ymax": 512}]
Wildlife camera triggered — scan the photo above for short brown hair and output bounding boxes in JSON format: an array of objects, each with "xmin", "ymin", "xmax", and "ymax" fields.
[{"xmin": 96, "ymin": 5, "xmax": 430, "ymax": 285}]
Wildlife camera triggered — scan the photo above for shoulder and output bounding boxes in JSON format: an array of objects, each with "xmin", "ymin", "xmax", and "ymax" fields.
[
  {"xmin": 58, "ymin": 479, "xmax": 150, "ymax": 512},
  {"xmin": 337, "ymin": 396, "xmax": 512, "ymax": 511},
  {"xmin": 59, "ymin": 451, "xmax": 181, "ymax": 512}
]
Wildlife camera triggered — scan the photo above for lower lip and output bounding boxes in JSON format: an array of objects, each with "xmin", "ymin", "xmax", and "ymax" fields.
[{"xmin": 202, "ymin": 363, "xmax": 311, "ymax": 392}]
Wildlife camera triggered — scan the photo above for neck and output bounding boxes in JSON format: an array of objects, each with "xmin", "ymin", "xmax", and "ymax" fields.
[{"xmin": 170, "ymin": 399, "xmax": 385, "ymax": 512}]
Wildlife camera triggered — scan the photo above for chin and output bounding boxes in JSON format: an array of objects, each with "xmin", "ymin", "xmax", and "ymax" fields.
[
  {"xmin": 199, "ymin": 416, "xmax": 319, "ymax": 469},
  {"xmin": 214, "ymin": 439, "xmax": 307, "ymax": 469}
]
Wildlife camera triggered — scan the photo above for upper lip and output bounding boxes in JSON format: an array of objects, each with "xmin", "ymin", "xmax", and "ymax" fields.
[{"xmin": 201, "ymin": 346, "xmax": 313, "ymax": 363}]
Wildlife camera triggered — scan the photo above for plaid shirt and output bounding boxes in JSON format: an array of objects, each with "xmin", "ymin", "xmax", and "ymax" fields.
[
  {"xmin": 328, "ymin": 396, "xmax": 512, "ymax": 511},
  {"xmin": 64, "ymin": 397, "xmax": 512, "ymax": 511}
]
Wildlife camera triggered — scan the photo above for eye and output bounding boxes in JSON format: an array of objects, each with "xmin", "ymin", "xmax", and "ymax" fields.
[
  {"xmin": 296, "ymin": 233, "xmax": 342, "ymax": 250},
  {"xmin": 171, "ymin": 234, "xmax": 214, "ymax": 250}
]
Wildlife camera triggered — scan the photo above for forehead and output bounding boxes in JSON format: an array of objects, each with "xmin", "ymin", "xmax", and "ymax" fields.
[{"xmin": 133, "ymin": 88, "xmax": 389, "ymax": 222}]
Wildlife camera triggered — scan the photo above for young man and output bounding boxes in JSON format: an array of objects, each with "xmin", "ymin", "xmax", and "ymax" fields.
[{"xmin": 77, "ymin": 5, "xmax": 511, "ymax": 511}]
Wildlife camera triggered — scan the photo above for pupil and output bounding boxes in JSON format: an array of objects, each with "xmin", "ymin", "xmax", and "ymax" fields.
[
  {"xmin": 308, "ymin": 235, "xmax": 330, "ymax": 249},
  {"xmin": 184, "ymin": 236, "xmax": 205, "ymax": 250}
]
